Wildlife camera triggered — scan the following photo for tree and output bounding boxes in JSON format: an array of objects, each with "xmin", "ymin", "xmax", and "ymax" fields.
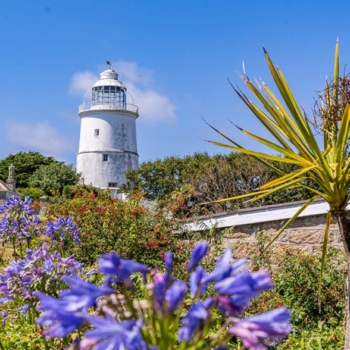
[
  {"xmin": 120, "ymin": 155, "xmax": 186, "ymax": 201},
  {"xmin": 120, "ymin": 152, "xmax": 313, "ymax": 214},
  {"xmin": 29, "ymin": 162, "xmax": 81, "ymax": 196},
  {"xmin": 0, "ymin": 151, "xmax": 56, "ymax": 188},
  {"xmin": 206, "ymin": 41, "xmax": 350, "ymax": 348}
]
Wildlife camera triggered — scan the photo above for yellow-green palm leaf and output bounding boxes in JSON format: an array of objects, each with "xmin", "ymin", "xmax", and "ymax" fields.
[{"xmin": 207, "ymin": 40, "xmax": 350, "ymax": 312}]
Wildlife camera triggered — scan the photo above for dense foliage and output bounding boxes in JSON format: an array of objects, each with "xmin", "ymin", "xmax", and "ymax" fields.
[
  {"xmin": 246, "ymin": 232, "xmax": 346, "ymax": 349},
  {"xmin": 0, "ymin": 195, "xmax": 347, "ymax": 348},
  {"xmin": 29, "ymin": 162, "xmax": 81, "ymax": 196},
  {"xmin": 47, "ymin": 190, "xmax": 193, "ymax": 276},
  {"xmin": 0, "ymin": 151, "xmax": 80, "ymax": 197},
  {"xmin": 0, "ymin": 152, "xmax": 56, "ymax": 188},
  {"xmin": 120, "ymin": 152, "xmax": 314, "ymax": 215},
  {"xmin": 0, "ymin": 196, "xmax": 295, "ymax": 349}
]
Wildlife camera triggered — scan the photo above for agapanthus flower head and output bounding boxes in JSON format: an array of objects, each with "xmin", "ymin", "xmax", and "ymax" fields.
[
  {"xmin": 0, "ymin": 196, "xmax": 35, "ymax": 215},
  {"xmin": 0, "ymin": 196, "xmax": 41, "ymax": 243},
  {"xmin": 31, "ymin": 240, "xmax": 291, "ymax": 349},
  {"xmin": 45, "ymin": 216, "xmax": 80, "ymax": 244},
  {"xmin": 0, "ymin": 243, "xmax": 84, "ymax": 312}
]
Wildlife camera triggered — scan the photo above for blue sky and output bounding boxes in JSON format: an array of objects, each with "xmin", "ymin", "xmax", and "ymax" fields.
[{"xmin": 1, "ymin": 0, "xmax": 350, "ymax": 166}]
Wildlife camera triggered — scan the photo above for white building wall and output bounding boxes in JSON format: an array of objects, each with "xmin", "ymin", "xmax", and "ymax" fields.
[
  {"xmin": 182, "ymin": 199, "xmax": 338, "ymax": 232},
  {"xmin": 76, "ymin": 110, "xmax": 138, "ymax": 188}
]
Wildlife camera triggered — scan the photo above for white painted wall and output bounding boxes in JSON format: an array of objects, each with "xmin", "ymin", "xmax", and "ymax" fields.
[
  {"xmin": 76, "ymin": 109, "xmax": 138, "ymax": 188},
  {"xmin": 182, "ymin": 199, "xmax": 345, "ymax": 232}
]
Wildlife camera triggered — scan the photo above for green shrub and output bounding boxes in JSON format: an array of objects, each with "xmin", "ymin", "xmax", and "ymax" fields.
[
  {"xmin": 242, "ymin": 231, "xmax": 346, "ymax": 348},
  {"xmin": 16, "ymin": 187, "xmax": 44, "ymax": 200},
  {"xmin": 278, "ymin": 323, "xmax": 344, "ymax": 349},
  {"xmin": 47, "ymin": 190, "xmax": 193, "ymax": 279},
  {"xmin": 247, "ymin": 248, "xmax": 345, "ymax": 329}
]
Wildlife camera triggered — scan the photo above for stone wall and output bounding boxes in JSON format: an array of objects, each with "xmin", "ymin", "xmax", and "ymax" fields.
[{"xmin": 220, "ymin": 213, "xmax": 343, "ymax": 260}]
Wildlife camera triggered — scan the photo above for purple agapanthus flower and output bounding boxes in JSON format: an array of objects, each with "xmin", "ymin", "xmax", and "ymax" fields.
[
  {"xmin": 217, "ymin": 295, "xmax": 250, "ymax": 317},
  {"xmin": 165, "ymin": 280, "xmax": 187, "ymax": 312},
  {"xmin": 31, "ymin": 240, "xmax": 292, "ymax": 348},
  {"xmin": 189, "ymin": 266, "xmax": 208, "ymax": 297},
  {"xmin": 214, "ymin": 270, "xmax": 273, "ymax": 298},
  {"xmin": 178, "ymin": 297, "xmax": 214, "ymax": 342},
  {"xmin": 0, "ymin": 196, "xmax": 41, "ymax": 242},
  {"xmin": 228, "ymin": 308, "xmax": 292, "ymax": 350},
  {"xmin": 60, "ymin": 275, "xmax": 114, "ymax": 310},
  {"xmin": 117, "ymin": 259, "xmax": 149, "ymax": 286},
  {"xmin": 84, "ymin": 316, "xmax": 147, "ymax": 350},
  {"xmin": 18, "ymin": 303, "xmax": 30, "ymax": 315},
  {"xmin": 0, "ymin": 243, "xmax": 84, "ymax": 306},
  {"xmin": 152, "ymin": 272, "xmax": 167, "ymax": 311},
  {"xmin": 98, "ymin": 253, "xmax": 121, "ymax": 275},
  {"xmin": 45, "ymin": 216, "xmax": 80, "ymax": 244},
  {"xmin": 203, "ymin": 249, "xmax": 246, "ymax": 284},
  {"xmin": 98, "ymin": 252, "xmax": 149, "ymax": 288},
  {"xmin": 34, "ymin": 292, "xmax": 88, "ymax": 338},
  {"xmin": 187, "ymin": 241, "xmax": 209, "ymax": 271},
  {"xmin": 164, "ymin": 252, "xmax": 173, "ymax": 274}
]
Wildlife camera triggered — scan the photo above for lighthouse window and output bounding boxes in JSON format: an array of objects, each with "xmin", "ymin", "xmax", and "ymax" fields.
[
  {"xmin": 102, "ymin": 154, "xmax": 108, "ymax": 162},
  {"xmin": 94, "ymin": 129, "xmax": 100, "ymax": 136},
  {"xmin": 108, "ymin": 182, "xmax": 118, "ymax": 188},
  {"xmin": 92, "ymin": 86, "xmax": 126, "ymax": 107}
]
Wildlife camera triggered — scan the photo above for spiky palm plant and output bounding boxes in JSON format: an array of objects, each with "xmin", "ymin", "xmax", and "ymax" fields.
[{"xmin": 206, "ymin": 41, "xmax": 350, "ymax": 348}]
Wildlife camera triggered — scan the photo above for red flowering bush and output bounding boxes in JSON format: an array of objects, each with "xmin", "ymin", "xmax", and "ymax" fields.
[{"xmin": 47, "ymin": 190, "xmax": 192, "ymax": 278}]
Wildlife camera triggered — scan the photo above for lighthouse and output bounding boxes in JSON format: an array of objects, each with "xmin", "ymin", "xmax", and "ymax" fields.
[{"xmin": 76, "ymin": 65, "xmax": 139, "ymax": 190}]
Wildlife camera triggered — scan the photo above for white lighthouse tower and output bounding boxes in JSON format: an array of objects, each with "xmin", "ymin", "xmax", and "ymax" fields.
[{"xmin": 76, "ymin": 65, "xmax": 139, "ymax": 190}]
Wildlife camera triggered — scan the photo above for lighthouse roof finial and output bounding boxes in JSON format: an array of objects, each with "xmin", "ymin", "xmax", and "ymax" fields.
[{"xmin": 106, "ymin": 60, "xmax": 112, "ymax": 69}]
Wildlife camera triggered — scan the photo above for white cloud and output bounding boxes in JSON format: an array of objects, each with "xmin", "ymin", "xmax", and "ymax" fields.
[
  {"xmin": 69, "ymin": 71, "xmax": 99, "ymax": 96},
  {"xmin": 4, "ymin": 120, "xmax": 76, "ymax": 157},
  {"xmin": 126, "ymin": 82, "xmax": 176, "ymax": 122},
  {"xmin": 69, "ymin": 61, "xmax": 176, "ymax": 123},
  {"xmin": 113, "ymin": 60, "xmax": 154, "ymax": 86}
]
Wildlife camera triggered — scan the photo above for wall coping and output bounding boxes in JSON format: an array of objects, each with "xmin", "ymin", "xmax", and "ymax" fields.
[{"xmin": 183, "ymin": 199, "xmax": 349, "ymax": 232}]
